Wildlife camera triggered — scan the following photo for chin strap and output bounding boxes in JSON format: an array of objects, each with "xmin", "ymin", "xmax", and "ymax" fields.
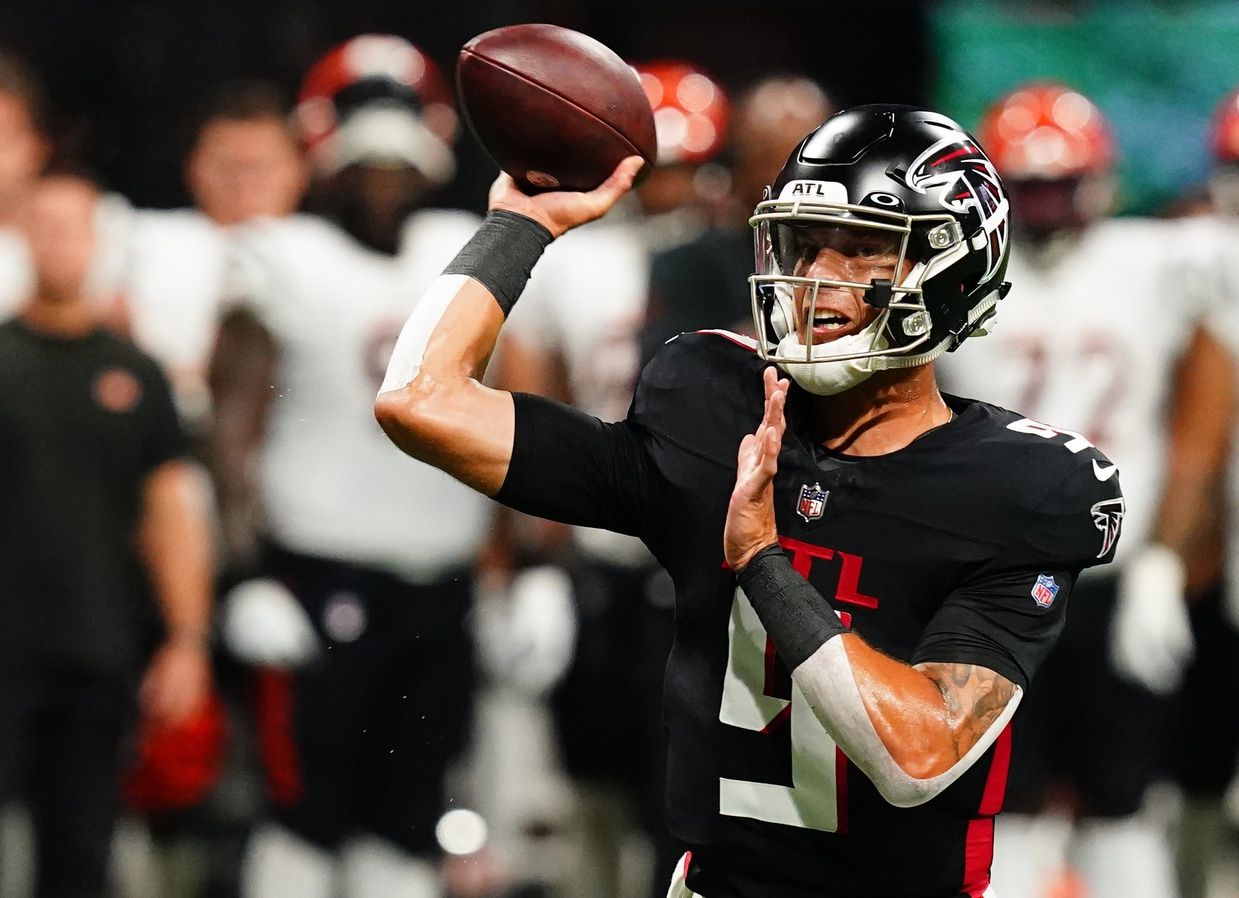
[{"xmin": 774, "ymin": 318, "xmax": 889, "ymax": 396}]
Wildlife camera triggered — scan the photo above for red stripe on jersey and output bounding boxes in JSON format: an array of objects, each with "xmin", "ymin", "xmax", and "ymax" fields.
[
  {"xmin": 693, "ymin": 328, "xmax": 759, "ymax": 352},
  {"xmin": 835, "ymin": 747, "xmax": 850, "ymax": 834},
  {"xmin": 760, "ymin": 704, "xmax": 791, "ymax": 734},
  {"xmin": 978, "ymin": 724, "xmax": 1012, "ymax": 815},
  {"xmin": 959, "ymin": 724, "xmax": 1013, "ymax": 894},
  {"xmin": 961, "ymin": 817, "xmax": 994, "ymax": 897},
  {"xmin": 255, "ymin": 669, "xmax": 303, "ymax": 807}
]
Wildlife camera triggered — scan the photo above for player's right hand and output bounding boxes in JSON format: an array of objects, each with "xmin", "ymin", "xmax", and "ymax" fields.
[
  {"xmin": 140, "ymin": 640, "xmax": 211, "ymax": 725},
  {"xmin": 487, "ymin": 156, "xmax": 645, "ymax": 239},
  {"xmin": 1109, "ymin": 544, "xmax": 1194, "ymax": 695}
]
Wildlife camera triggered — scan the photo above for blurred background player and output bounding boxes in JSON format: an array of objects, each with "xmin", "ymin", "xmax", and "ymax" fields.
[
  {"xmin": 1171, "ymin": 84, "xmax": 1239, "ymax": 898},
  {"xmin": 206, "ymin": 35, "xmax": 493, "ymax": 898},
  {"xmin": 0, "ymin": 173, "xmax": 213, "ymax": 898},
  {"xmin": 492, "ymin": 60, "xmax": 729, "ymax": 898},
  {"xmin": 103, "ymin": 79, "xmax": 309, "ymax": 898},
  {"xmin": 0, "ymin": 51, "xmax": 135, "ymax": 332},
  {"xmin": 638, "ymin": 74, "xmax": 833, "ymax": 360},
  {"xmin": 939, "ymin": 81, "xmax": 1232, "ymax": 898},
  {"xmin": 0, "ymin": 53, "xmax": 49, "ymax": 316},
  {"xmin": 121, "ymin": 80, "xmax": 308, "ymax": 430}
]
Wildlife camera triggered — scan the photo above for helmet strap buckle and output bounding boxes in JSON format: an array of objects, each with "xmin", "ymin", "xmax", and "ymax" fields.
[{"xmin": 864, "ymin": 278, "xmax": 893, "ymax": 309}]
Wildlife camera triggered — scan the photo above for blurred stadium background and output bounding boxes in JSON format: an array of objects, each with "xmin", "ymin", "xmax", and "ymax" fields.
[
  {"xmin": 4, "ymin": 0, "xmax": 1238, "ymax": 213},
  {"xmin": 1, "ymin": 1, "xmax": 1238, "ymax": 897}
]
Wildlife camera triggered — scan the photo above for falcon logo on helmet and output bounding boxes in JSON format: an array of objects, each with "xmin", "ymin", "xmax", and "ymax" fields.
[{"xmin": 906, "ymin": 136, "xmax": 1009, "ymax": 283}]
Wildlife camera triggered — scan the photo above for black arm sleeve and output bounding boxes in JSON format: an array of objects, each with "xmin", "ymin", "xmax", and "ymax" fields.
[
  {"xmin": 911, "ymin": 568, "xmax": 1075, "ymax": 689},
  {"xmin": 494, "ymin": 391, "xmax": 661, "ymax": 539},
  {"xmin": 737, "ymin": 545, "xmax": 848, "ymax": 670}
]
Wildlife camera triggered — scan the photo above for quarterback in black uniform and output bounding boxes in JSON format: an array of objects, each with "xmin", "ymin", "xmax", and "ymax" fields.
[{"xmin": 375, "ymin": 106, "xmax": 1124, "ymax": 897}]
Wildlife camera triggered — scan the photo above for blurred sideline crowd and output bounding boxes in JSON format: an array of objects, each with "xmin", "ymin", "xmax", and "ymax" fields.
[{"xmin": 1, "ymin": 30, "xmax": 1238, "ymax": 898}]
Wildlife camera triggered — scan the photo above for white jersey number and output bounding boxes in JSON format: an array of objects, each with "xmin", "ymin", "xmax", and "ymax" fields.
[
  {"xmin": 1005, "ymin": 417, "xmax": 1094, "ymax": 453},
  {"xmin": 718, "ymin": 586, "xmax": 848, "ymax": 832}
]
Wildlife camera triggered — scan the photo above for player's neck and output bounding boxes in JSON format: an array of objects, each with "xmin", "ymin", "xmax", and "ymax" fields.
[
  {"xmin": 21, "ymin": 291, "xmax": 98, "ymax": 338},
  {"xmin": 805, "ymin": 366, "xmax": 952, "ymax": 456}
]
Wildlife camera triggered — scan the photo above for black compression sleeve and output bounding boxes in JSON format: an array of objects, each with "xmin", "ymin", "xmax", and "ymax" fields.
[
  {"xmin": 495, "ymin": 391, "xmax": 655, "ymax": 537},
  {"xmin": 736, "ymin": 544, "xmax": 848, "ymax": 670},
  {"xmin": 443, "ymin": 210, "xmax": 553, "ymax": 315}
]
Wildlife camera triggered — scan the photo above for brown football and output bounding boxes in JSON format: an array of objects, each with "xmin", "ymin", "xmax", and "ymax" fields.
[{"xmin": 457, "ymin": 24, "xmax": 657, "ymax": 193}]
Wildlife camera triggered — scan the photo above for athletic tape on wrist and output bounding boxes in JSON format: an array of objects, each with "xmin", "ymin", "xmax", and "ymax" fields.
[
  {"xmin": 736, "ymin": 544, "xmax": 848, "ymax": 670},
  {"xmin": 443, "ymin": 210, "xmax": 553, "ymax": 316}
]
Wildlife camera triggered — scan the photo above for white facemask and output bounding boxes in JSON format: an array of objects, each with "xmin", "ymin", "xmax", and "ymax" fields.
[{"xmin": 774, "ymin": 317, "xmax": 889, "ymax": 396}]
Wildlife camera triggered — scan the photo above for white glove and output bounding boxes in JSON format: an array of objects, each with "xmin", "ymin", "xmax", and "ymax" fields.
[
  {"xmin": 474, "ymin": 565, "xmax": 577, "ymax": 696},
  {"xmin": 221, "ymin": 578, "xmax": 320, "ymax": 668},
  {"xmin": 1109, "ymin": 544, "xmax": 1194, "ymax": 695}
]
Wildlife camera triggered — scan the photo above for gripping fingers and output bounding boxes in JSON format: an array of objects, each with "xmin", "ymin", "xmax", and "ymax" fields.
[{"xmin": 582, "ymin": 156, "xmax": 645, "ymax": 217}]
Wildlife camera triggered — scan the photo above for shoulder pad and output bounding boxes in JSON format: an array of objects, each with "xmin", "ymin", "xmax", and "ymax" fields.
[
  {"xmin": 629, "ymin": 330, "xmax": 766, "ymax": 467},
  {"xmin": 967, "ymin": 402, "xmax": 1125, "ymax": 571}
]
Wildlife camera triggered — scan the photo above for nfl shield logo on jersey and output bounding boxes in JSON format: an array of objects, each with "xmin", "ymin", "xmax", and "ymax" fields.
[
  {"xmin": 796, "ymin": 483, "xmax": 829, "ymax": 523},
  {"xmin": 1031, "ymin": 574, "xmax": 1060, "ymax": 608}
]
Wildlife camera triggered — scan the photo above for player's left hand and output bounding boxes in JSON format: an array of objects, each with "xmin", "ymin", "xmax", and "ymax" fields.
[
  {"xmin": 1109, "ymin": 544, "xmax": 1194, "ymax": 695},
  {"xmin": 140, "ymin": 639, "xmax": 211, "ymax": 725},
  {"xmin": 725, "ymin": 366, "xmax": 790, "ymax": 571}
]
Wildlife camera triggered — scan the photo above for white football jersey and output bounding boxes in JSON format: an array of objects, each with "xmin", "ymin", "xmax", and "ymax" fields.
[
  {"xmin": 0, "ymin": 227, "xmax": 32, "ymax": 316},
  {"xmin": 122, "ymin": 209, "xmax": 232, "ymax": 424},
  {"xmin": 939, "ymin": 218, "xmax": 1213, "ymax": 567},
  {"xmin": 230, "ymin": 210, "xmax": 491, "ymax": 580},
  {"xmin": 507, "ymin": 207, "xmax": 699, "ymax": 566}
]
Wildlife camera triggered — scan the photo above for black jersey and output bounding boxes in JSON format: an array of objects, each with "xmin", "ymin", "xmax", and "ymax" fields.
[
  {"xmin": 0, "ymin": 319, "xmax": 186, "ymax": 675},
  {"xmin": 497, "ymin": 331, "xmax": 1123, "ymax": 898}
]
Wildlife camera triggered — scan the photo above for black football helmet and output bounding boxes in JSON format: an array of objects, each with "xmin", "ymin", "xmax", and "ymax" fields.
[{"xmin": 750, "ymin": 104, "xmax": 1012, "ymax": 372}]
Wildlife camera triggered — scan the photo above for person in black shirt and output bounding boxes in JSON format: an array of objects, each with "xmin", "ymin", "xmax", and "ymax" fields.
[
  {"xmin": 374, "ymin": 107, "xmax": 1124, "ymax": 897},
  {"xmin": 0, "ymin": 175, "xmax": 213, "ymax": 897}
]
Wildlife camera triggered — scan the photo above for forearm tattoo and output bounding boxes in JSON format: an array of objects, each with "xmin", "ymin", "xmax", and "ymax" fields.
[{"xmin": 917, "ymin": 662, "xmax": 1018, "ymax": 763}]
